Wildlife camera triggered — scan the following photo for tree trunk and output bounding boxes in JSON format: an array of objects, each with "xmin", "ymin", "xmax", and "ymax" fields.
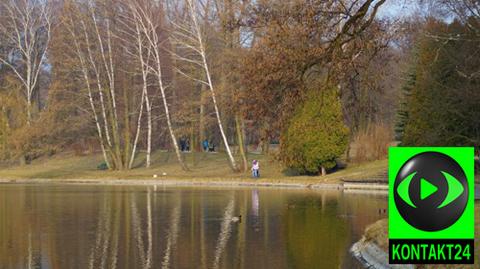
[
  {"xmin": 260, "ymin": 124, "xmax": 270, "ymax": 154},
  {"xmin": 321, "ymin": 166, "xmax": 327, "ymax": 176},
  {"xmin": 155, "ymin": 68, "xmax": 189, "ymax": 171},
  {"xmin": 26, "ymin": 97, "xmax": 32, "ymax": 126},
  {"xmin": 139, "ymin": 6, "xmax": 189, "ymax": 171},
  {"xmin": 69, "ymin": 24, "xmax": 111, "ymax": 169},
  {"xmin": 107, "ymin": 92, "xmax": 123, "ymax": 170},
  {"xmin": 186, "ymin": 0, "xmax": 238, "ymax": 172},
  {"xmin": 91, "ymin": 13, "xmax": 123, "ymax": 170},
  {"xmin": 210, "ymin": 87, "xmax": 238, "ymax": 171},
  {"xmin": 19, "ymin": 155, "xmax": 27, "ymax": 166},
  {"xmin": 146, "ymin": 98, "xmax": 152, "ymax": 168},
  {"xmin": 0, "ymin": 106, "xmax": 9, "ymax": 159},
  {"xmin": 123, "ymin": 82, "xmax": 132, "ymax": 169},
  {"xmin": 191, "ymin": 124, "xmax": 197, "ymax": 166},
  {"xmin": 129, "ymin": 88, "xmax": 145, "ymax": 169},
  {"xmin": 199, "ymin": 86, "xmax": 206, "ymax": 147},
  {"xmin": 235, "ymin": 114, "xmax": 248, "ymax": 172}
]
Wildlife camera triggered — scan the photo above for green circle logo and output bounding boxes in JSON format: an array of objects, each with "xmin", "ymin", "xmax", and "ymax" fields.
[{"xmin": 394, "ymin": 151, "xmax": 468, "ymax": 231}]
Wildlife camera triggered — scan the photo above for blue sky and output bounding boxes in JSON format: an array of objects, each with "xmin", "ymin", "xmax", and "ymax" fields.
[{"xmin": 377, "ymin": 0, "xmax": 417, "ymax": 19}]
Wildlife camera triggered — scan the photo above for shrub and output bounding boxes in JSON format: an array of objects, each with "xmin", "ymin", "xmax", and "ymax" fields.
[
  {"xmin": 351, "ymin": 123, "xmax": 393, "ymax": 163},
  {"xmin": 97, "ymin": 162, "xmax": 108, "ymax": 170},
  {"xmin": 281, "ymin": 86, "xmax": 349, "ymax": 175}
]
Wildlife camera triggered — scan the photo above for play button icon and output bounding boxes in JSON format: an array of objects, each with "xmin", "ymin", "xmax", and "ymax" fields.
[
  {"xmin": 394, "ymin": 151, "xmax": 469, "ymax": 231},
  {"xmin": 420, "ymin": 178, "xmax": 438, "ymax": 200}
]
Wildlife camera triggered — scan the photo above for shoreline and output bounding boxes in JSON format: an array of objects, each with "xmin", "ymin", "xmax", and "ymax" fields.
[
  {"xmin": 351, "ymin": 237, "xmax": 413, "ymax": 269},
  {"xmin": 350, "ymin": 219, "xmax": 414, "ymax": 269},
  {"xmin": 0, "ymin": 177, "xmax": 390, "ymax": 191}
]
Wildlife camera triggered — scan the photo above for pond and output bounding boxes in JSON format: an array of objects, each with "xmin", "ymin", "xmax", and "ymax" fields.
[{"xmin": 0, "ymin": 184, "xmax": 387, "ymax": 269}]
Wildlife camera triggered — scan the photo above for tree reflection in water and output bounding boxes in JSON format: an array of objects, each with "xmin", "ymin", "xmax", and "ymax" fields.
[
  {"xmin": 212, "ymin": 192, "xmax": 235, "ymax": 269},
  {"xmin": 0, "ymin": 185, "xmax": 389, "ymax": 269},
  {"xmin": 161, "ymin": 194, "xmax": 181, "ymax": 269}
]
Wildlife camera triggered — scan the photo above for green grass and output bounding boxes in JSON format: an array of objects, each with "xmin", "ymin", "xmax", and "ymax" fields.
[{"xmin": 0, "ymin": 150, "xmax": 389, "ymax": 183}]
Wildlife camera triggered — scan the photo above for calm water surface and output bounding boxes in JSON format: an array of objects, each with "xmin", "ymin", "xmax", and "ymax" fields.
[{"xmin": 0, "ymin": 184, "xmax": 388, "ymax": 269}]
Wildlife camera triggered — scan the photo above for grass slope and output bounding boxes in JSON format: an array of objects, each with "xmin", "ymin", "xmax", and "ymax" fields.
[{"xmin": 0, "ymin": 151, "xmax": 388, "ymax": 183}]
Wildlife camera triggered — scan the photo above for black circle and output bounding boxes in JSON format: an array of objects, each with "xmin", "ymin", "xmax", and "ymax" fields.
[{"xmin": 394, "ymin": 151, "xmax": 468, "ymax": 231}]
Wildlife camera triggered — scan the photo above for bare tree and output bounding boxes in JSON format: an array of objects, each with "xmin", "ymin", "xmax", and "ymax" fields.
[
  {"xmin": 171, "ymin": 0, "xmax": 239, "ymax": 171},
  {"xmin": 63, "ymin": 0, "xmax": 126, "ymax": 169},
  {"xmin": 122, "ymin": 2, "xmax": 154, "ymax": 169},
  {"xmin": 87, "ymin": 0, "xmax": 126, "ymax": 168},
  {"xmin": 126, "ymin": 0, "xmax": 189, "ymax": 171},
  {"xmin": 0, "ymin": 0, "xmax": 52, "ymax": 125},
  {"xmin": 64, "ymin": 6, "xmax": 111, "ymax": 168},
  {"xmin": 63, "ymin": 0, "xmax": 146, "ymax": 170}
]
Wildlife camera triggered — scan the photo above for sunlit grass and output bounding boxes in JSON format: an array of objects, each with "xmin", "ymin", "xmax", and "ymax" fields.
[{"xmin": 0, "ymin": 151, "xmax": 389, "ymax": 183}]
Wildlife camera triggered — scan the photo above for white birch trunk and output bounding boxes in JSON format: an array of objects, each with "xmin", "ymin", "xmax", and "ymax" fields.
[
  {"xmin": 185, "ymin": 0, "xmax": 238, "ymax": 171},
  {"xmin": 88, "ymin": 1, "xmax": 123, "ymax": 169},
  {"xmin": 129, "ymin": 17, "xmax": 152, "ymax": 169},
  {"xmin": 89, "ymin": 2, "xmax": 120, "ymax": 134},
  {"xmin": 129, "ymin": 88, "xmax": 145, "ymax": 169},
  {"xmin": 80, "ymin": 20, "xmax": 113, "ymax": 148},
  {"xmin": 67, "ymin": 16, "xmax": 111, "ymax": 168},
  {"xmin": 128, "ymin": 0, "xmax": 189, "ymax": 171},
  {"xmin": 146, "ymin": 97, "xmax": 153, "ymax": 168},
  {"xmin": 154, "ymin": 60, "xmax": 188, "ymax": 171}
]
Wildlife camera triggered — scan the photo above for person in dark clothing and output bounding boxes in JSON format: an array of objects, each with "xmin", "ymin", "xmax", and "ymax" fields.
[
  {"xmin": 179, "ymin": 138, "xmax": 186, "ymax": 152},
  {"xmin": 202, "ymin": 139, "xmax": 209, "ymax": 152},
  {"xmin": 209, "ymin": 141, "xmax": 215, "ymax": 152}
]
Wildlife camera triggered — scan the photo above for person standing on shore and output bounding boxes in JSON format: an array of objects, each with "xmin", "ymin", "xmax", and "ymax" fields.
[{"xmin": 252, "ymin": 160, "xmax": 260, "ymax": 178}]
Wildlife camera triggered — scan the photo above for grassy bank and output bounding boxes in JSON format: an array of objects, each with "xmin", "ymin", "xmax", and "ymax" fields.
[{"xmin": 0, "ymin": 151, "xmax": 388, "ymax": 184}]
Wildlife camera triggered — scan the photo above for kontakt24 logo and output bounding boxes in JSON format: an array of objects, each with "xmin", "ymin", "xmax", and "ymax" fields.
[{"xmin": 389, "ymin": 147, "xmax": 474, "ymax": 264}]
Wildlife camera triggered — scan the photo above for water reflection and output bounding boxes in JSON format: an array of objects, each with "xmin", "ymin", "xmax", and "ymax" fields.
[
  {"xmin": 212, "ymin": 193, "xmax": 235, "ymax": 269},
  {"xmin": 0, "ymin": 184, "xmax": 387, "ymax": 269},
  {"xmin": 252, "ymin": 189, "xmax": 259, "ymax": 217},
  {"xmin": 161, "ymin": 195, "xmax": 180, "ymax": 269}
]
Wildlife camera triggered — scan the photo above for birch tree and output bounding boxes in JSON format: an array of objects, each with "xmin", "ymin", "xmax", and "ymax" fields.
[
  {"xmin": 87, "ymin": 0, "xmax": 125, "ymax": 168},
  {"xmin": 63, "ymin": 1, "xmax": 124, "ymax": 169},
  {"xmin": 120, "ymin": 1, "xmax": 154, "ymax": 169},
  {"xmin": 126, "ymin": 0, "xmax": 189, "ymax": 171},
  {"xmin": 171, "ymin": 0, "xmax": 239, "ymax": 171},
  {"xmin": 63, "ymin": 5, "xmax": 111, "ymax": 168},
  {"xmin": 0, "ymin": 0, "xmax": 52, "ymax": 125},
  {"xmin": 214, "ymin": 0, "xmax": 250, "ymax": 172},
  {"xmin": 61, "ymin": 0, "xmax": 147, "ymax": 170}
]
